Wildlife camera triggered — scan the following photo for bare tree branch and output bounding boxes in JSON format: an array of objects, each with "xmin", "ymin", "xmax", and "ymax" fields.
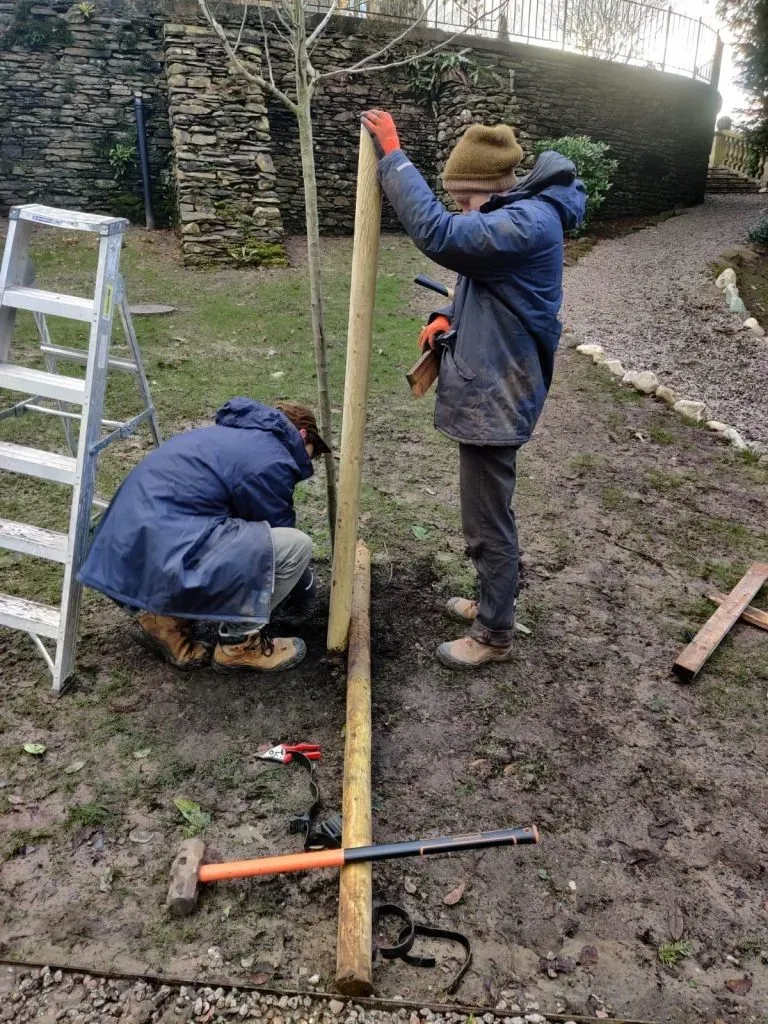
[
  {"xmin": 232, "ymin": 0, "xmax": 249, "ymax": 57},
  {"xmin": 196, "ymin": 0, "xmax": 299, "ymax": 112},
  {"xmin": 319, "ymin": 0, "xmax": 439, "ymax": 77},
  {"xmin": 257, "ymin": 1, "xmax": 277, "ymax": 91},
  {"xmin": 307, "ymin": 0, "xmax": 340, "ymax": 51},
  {"xmin": 318, "ymin": 0, "xmax": 507, "ymax": 81}
]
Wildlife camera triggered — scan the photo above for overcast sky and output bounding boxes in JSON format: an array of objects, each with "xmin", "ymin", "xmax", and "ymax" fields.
[{"xmin": 673, "ymin": 0, "xmax": 745, "ymax": 117}]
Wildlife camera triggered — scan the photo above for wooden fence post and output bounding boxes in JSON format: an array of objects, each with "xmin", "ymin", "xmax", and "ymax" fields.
[
  {"xmin": 335, "ymin": 541, "xmax": 374, "ymax": 995},
  {"xmin": 327, "ymin": 128, "xmax": 382, "ymax": 652}
]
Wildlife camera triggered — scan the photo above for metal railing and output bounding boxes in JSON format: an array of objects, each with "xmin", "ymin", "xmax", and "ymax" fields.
[{"xmin": 319, "ymin": 0, "xmax": 719, "ymax": 83}]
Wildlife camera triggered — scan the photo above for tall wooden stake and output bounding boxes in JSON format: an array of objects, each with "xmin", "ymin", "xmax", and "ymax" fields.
[
  {"xmin": 336, "ymin": 541, "xmax": 373, "ymax": 995},
  {"xmin": 327, "ymin": 128, "xmax": 382, "ymax": 652}
]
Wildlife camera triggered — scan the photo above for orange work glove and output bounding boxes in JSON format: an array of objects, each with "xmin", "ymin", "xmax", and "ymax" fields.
[
  {"xmin": 418, "ymin": 315, "xmax": 451, "ymax": 352},
  {"xmin": 360, "ymin": 109, "xmax": 401, "ymax": 158}
]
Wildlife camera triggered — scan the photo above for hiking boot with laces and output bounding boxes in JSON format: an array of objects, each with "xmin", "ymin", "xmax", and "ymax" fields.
[
  {"xmin": 135, "ymin": 612, "xmax": 210, "ymax": 670},
  {"xmin": 212, "ymin": 628, "xmax": 306, "ymax": 674},
  {"xmin": 436, "ymin": 635, "xmax": 514, "ymax": 671}
]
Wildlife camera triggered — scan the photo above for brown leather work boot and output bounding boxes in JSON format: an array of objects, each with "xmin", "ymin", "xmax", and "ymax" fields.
[
  {"xmin": 436, "ymin": 635, "xmax": 514, "ymax": 671},
  {"xmin": 135, "ymin": 613, "xmax": 209, "ymax": 669},
  {"xmin": 213, "ymin": 631, "xmax": 306, "ymax": 674},
  {"xmin": 446, "ymin": 597, "xmax": 479, "ymax": 624}
]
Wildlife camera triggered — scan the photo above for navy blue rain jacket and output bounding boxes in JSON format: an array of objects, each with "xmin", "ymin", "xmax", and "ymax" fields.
[
  {"xmin": 379, "ymin": 149, "xmax": 586, "ymax": 445},
  {"xmin": 77, "ymin": 399, "xmax": 313, "ymax": 624}
]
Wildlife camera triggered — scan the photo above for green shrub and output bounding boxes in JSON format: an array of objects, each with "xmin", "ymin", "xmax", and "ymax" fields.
[
  {"xmin": 747, "ymin": 212, "xmax": 768, "ymax": 247},
  {"xmin": 228, "ymin": 241, "xmax": 289, "ymax": 268},
  {"xmin": 533, "ymin": 135, "xmax": 618, "ymax": 228},
  {"xmin": 1, "ymin": 0, "xmax": 73, "ymax": 50}
]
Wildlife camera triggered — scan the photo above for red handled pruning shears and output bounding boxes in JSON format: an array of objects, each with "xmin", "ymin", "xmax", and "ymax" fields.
[{"xmin": 257, "ymin": 742, "xmax": 322, "ymax": 765}]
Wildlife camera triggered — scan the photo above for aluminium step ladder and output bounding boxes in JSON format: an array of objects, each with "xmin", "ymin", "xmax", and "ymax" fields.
[{"xmin": 0, "ymin": 203, "xmax": 161, "ymax": 694}]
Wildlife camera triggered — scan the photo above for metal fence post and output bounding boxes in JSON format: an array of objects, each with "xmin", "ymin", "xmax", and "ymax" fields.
[
  {"xmin": 693, "ymin": 16, "xmax": 702, "ymax": 78},
  {"xmin": 661, "ymin": 5, "xmax": 672, "ymax": 71}
]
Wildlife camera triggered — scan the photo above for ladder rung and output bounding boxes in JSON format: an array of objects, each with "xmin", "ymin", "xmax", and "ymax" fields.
[
  {"xmin": 12, "ymin": 203, "xmax": 128, "ymax": 235},
  {"xmin": 0, "ymin": 363, "xmax": 86, "ymax": 404},
  {"xmin": 0, "ymin": 441, "xmax": 76, "ymax": 485},
  {"xmin": 0, "ymin": 518, "xmax": 68, "ymax": 562},
  {"xmin": 0, "ymin": 592, "xmax": 60, "ymax": 639},
  {"xmin": 41, "ymin": 344, "xmax": 138, "ymax": 374},
  {"xmin": 2, "ymin": 286, "xmax": 94, "ymax": 323}
]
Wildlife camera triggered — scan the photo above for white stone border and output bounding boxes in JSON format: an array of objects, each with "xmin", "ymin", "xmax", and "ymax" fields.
[{"xmin": 573, "ymin": 342, "xmax": 753, "ymax": 452}]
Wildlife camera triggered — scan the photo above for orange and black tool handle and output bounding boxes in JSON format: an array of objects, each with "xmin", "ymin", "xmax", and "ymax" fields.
[{"xmin": 198, "ymin": 825, "xmax": 538, "ymax": 883}]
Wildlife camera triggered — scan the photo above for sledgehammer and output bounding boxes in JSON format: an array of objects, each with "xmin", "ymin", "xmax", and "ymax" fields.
[{"xmin": 167, "ymin": 825, "xmax": 539, "ymax": 917}]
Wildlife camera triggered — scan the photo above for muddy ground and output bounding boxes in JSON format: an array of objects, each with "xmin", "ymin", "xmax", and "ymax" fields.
[{"xmin": 2, "ymin": 230, "xmax": 768, "ymax": 1024}]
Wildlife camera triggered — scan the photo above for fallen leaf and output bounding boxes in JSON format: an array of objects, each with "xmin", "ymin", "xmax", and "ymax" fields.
[
  {"xmin": 537, "ymin": 868, "xmax": 550, "ymax": 881},
  {"xmin": 411, "ymin": 525, "xmax": 430, "ymax": 541},
  {"xmin": 404, "ymin": 877, "xmax": 418, "ymax": 895},
  {"xmin": 133, "ymin": 748, "xmax": 151, "ymax": 759},
  {"xmin": 270, "ymin": 371, "xmax": 284, "ymax": 380},
  {"xmin": 128, "ymin": 828, "xmax": 154, "ymax": 844},
  {"xmin": 725, "ymin": 976, "xmax": 752, "ymax": 996},
  {"xmin": 23, "ymin": 743, "xmax": 46, "ymax": 756},
  {"xmin": 63, "ymin": 760, "xmax": 86, "ymax": 774},
  {"xmin": 579, "ymin": 945, "xmax": 599, "ymax": 967},
  {"xmin": 424, "ymin": 486, "xmax": 437, "ymax": 496},
  {"xmin": 173, "ymin": 796, "xmax": 211, "ymax": 837},
  {"xmin": 667, "ymin": 902, "xmax": 685, "ymax": 941},
  {"xmin": 7, "ymin": 795, "xmax": 24, "ymax": 806},
  {"xmin": 99, "ymin": 867, "xmax": 114, "ymax": 893},
  {"xmin": 443, "ymin": 879, "xmax": 467, "ymax": 905}
]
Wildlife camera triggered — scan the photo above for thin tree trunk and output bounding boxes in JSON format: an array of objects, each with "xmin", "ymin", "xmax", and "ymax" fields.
[{"xmin": 294, "ymin": 28, "xmax": 337, "ymax": 542}]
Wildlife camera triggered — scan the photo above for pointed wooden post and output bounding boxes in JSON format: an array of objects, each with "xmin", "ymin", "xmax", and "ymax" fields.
[
  {"xmin": 327, "ymin": 128, "xmax": 382, "ymax": 652},
  {"xmin": 335, "ymin": 541, "xmax": 374, "ymax": 995}
]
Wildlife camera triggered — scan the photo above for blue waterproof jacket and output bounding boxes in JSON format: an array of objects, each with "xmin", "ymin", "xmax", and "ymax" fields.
[
  {"xmin": 77, "ymin": 399, "xmax": 313, "ymax": 623},
  {"xmin": 379, "ymin": 150, "xmax": 586, "ymax": 445}
]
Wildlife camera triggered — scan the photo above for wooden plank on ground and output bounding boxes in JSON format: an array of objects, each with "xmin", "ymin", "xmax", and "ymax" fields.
[
  {"xmin": 706, "ymin": 590, "xmax": 768, "ymax": 632},
  {"xmin": 674, "ymin": 564, "xmax": 768, "ymax": 682}
]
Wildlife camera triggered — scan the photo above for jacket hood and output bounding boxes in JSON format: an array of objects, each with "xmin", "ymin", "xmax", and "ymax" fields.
[
  {"xmin": 215, "ymin": 397, "xmax": 313, "ymax": 478},
  {"xmin": 488, "ymin": 150, "xmax": 587, "ymax": 233}
]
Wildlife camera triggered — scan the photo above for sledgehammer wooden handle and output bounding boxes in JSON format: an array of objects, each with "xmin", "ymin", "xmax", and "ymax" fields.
[{"xmin": 407, "ymin": 347, "xmax": 439, "ymax": 398}]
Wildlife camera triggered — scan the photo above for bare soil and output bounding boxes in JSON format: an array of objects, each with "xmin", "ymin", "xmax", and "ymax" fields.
[{"xmin": 2, "ymin": 232, "xmax": 768, "ymax": 1024}]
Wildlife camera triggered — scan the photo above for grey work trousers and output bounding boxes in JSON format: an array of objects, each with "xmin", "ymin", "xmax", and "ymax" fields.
[
  {"xmin": 220, "ymin": 527, "xmax": 313, "ymax": 641},
  {"xmin": 459, "ymin": 443, "xmax": 519, "ymax": 647}
]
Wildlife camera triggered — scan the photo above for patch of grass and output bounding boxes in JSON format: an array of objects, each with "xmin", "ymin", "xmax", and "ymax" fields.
[
  {"xmin": 645, "ymin": 468, "xmax": 684, "ymax": 492},
  {"xmin": 67, "ymin": 803, "xmax": 111, "ymax": 827},
  {"xmin": 658, "ymin": 939, "xmax": 693, "ymax": 967},
  {"xmin": 700, "ymin": 561, "xmax": 749, "ymax": 593},
  {"xmin": 602, "ymin": 485, "xmax": 631, "ymax": 511},
  {"xmin": 741, "ymin": 448, "xmax": 762, "ymax": 466},
  {"xmin": 569, "ymin": 452, "xmax": 599, "ymax": 474},
  {"xmin": 1, "ymin": 827, "xmax": 55, "ymax": 862},
  {"xmin": 648, "ymin": 425, "xmax": 675, "ymax": 446}
]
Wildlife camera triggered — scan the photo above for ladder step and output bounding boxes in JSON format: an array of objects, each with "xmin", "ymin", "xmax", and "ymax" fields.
[
  {"xmin": 12, "ymin": 203, "xmax": 129, "ymax": 235},
  {"xmin": 41, "ymin": 344, "xmax": 138, "ymax": 374},
  {"xmin": 0, "ymin": 518, "xmax": 68, "ymax": 562},
  {"xmin": 2, "ymin": 286, "xmax": 94, "ymax": 323},
  {"xmin": 0, "ymin": 363, "xmax": 86, "ymax": 404},
  {"xmin": 0, "ymin": 441, "xmax": 76, "ymax": 485},
  {"xmin": 0, "ymin": 592, "xmax": 60, "ymax": 639}
]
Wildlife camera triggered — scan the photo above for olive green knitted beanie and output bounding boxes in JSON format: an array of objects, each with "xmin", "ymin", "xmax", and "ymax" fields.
[{"xmin": 442, "ymin": 124, "xmax": 523, "ymax": 194}]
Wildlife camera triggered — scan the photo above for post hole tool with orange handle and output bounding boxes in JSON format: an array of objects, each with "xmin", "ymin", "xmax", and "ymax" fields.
[{"xmin": 167, "ymin": 825, "xmax": 539, "ymax": 917}]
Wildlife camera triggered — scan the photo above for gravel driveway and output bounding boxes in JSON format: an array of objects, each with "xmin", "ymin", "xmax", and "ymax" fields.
[{"xmin": 562, "ymin": 194, "xmax": 768, "ymax": 447}]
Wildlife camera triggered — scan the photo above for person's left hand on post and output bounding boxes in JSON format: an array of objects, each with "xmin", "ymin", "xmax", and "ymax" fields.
[{"xmin": 361, "ymin": 110, "xmax": 401, "ymax": 158}]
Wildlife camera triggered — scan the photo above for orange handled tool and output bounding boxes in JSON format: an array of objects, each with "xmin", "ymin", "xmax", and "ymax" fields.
[{"xmin": 169, "ymin": 825, "xmax": 539, "ymax": 915}]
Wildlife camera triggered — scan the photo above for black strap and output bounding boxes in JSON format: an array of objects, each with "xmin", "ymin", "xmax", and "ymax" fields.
[
  {"xmin": 285, "ymin": 752, "xmax": 341, "ymax": 851},
  {"xmin": 373, "ymin": 903, "xmax": 472, "ymax": 995}
]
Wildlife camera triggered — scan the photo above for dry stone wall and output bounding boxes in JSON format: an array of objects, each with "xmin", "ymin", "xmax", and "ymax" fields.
[
  {"xmin": 163, "ymin": 24, "xmax": 283, "ymax": 266},
  {"xmin": 0, "ymin": 0, "xmax": 720, "ymax": 264}
]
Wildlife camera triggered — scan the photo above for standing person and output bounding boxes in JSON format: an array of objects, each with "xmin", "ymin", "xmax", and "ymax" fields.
[
  {"xmin": 361, "ymin": 111, "xmax": 586, "ymax": 670},
  {"xmin": 78, "ymin": 398, "xmax": 330, "ymax": 674}
]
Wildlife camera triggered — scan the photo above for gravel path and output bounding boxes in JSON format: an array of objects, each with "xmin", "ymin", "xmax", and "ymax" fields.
[
  {"xmin": 562, "ymin": 194, "xmax": 768, "ymax": 447},
  {"xmin": 0, "ymin": 965, "xmax": 570, "ymax": 1024}
]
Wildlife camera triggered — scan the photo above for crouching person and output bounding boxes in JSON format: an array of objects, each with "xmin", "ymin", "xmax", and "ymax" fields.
[{"xmin": 77, "ymin": 398, "xmax": 329, "ymax": 674}]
